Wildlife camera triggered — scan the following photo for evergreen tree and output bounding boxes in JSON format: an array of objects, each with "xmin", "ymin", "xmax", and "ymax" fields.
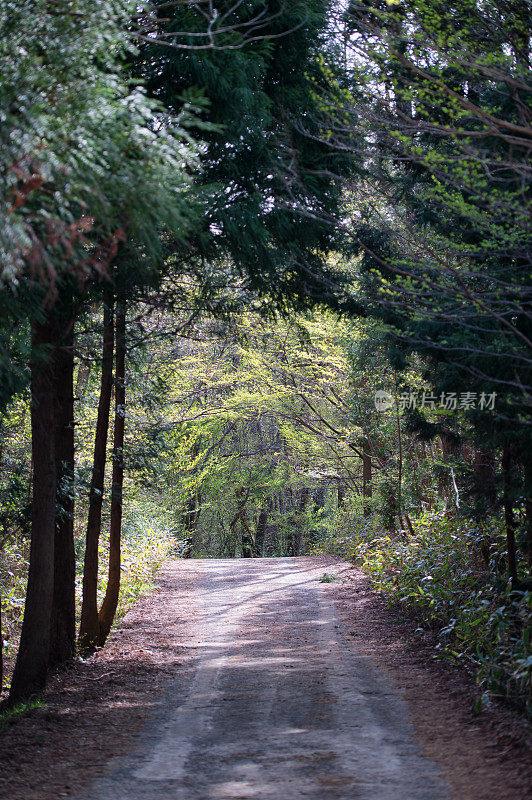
[
  {"xmin": 2, "ymin": 0, "xmax": 200, "ymax": 702},
  {"xmin": 137, "ymin": 0, "xmax": 355, "ymax": 310},
  {"xmin": 336, "ymin": 0, "xmax": 532, "ymax": 579}
]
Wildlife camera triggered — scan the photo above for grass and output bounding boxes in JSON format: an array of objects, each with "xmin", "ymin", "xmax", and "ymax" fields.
[
  {"xmin": 318, "ymin": 572, "xmax": 341, "ymax": 583},
  {"xmin": 0, "ymin": 698, "xmax": 43, "ymax": 731}
]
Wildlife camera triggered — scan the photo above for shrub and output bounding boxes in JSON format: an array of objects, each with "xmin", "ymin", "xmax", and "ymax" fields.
[
  {"xmin": 314, "ymin": 509, "xmax": 532, "ymax": 717},
  {"xmin": 84, "ymin": 495, "xmax": 177, "ymax": 623},
  {"xmin": 0, "ymin": 537, "xmax": 29, "ymax": 686}
]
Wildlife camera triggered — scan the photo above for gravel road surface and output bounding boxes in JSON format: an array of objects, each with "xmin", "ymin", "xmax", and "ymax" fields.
[{"xmin": 79, "ymin": 557, "xmax": 451, "ymax": 800}]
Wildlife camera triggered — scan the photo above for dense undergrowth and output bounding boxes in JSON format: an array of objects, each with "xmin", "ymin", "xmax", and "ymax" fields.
[
  {"xmin": 1, "ymin": 495, "xmax": 175, "ymax": 691},
  {"xmin": 0, "ymin": 538, "xmax": 27, "ymax": 677},
  {"xmin": 313, "ymin": 509, "xmax": 532, "ymax": 719},
  {"xmin": 90, "ymin": 497, "xmax": 176, "ymax": 622}
]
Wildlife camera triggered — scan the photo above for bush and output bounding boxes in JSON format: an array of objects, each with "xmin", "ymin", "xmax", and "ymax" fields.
[
  {"xmin": 313, "ymin": 509, "xmax": 532, "ymax": 717},
  {"xmin": 81, "ymin": 495, "xmax": 177, "ymax": 623},
  {"xmin": 1, "ymin": 493, "xmax": 176, "ymax": 691},
  {"xmin": 0, "ymin": 537, "xmax": 29, "ymax": 685}
]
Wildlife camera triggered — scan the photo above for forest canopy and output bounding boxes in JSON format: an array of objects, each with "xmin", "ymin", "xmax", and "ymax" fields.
[{"xmin": 0, "ymin": 0, "xmax": 530, "ymax": 718}]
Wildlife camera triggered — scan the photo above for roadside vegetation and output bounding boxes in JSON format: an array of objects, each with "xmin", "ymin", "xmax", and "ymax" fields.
[
  {"xmin": 0, "ymin": 0, "xmax": 530, "ymax": 723},
  {"xmin": 1, "ymin": 495, "xmax": 174, "ymax": 686},
  {"xmin": 315, "ymin": 508, "xmax": 532, "ymax": 717}
]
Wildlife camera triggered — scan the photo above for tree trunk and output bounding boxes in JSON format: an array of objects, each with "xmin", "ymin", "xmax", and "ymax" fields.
[
  {"xmin": 0, "ymin": 587, "xmax": 3, "ymax": 692},
  {"xmin": 255, "ymin": 507, "xmax": 268, "ymax": 556},
  {"xmin": 79, "ymin": 292, "xmax": 114, "ymax": 654},
  {"xmin": 474, "ymin": 448, "xmax": 497, "ymax": 516},
  {"xmin": 240, "ymin": 509, "xmax": 254, "ymax": 558},
  {"xmin": 524, "ymin": 451, "xmax": 532, "ymax": 571},
  {"xmin": 502, "ymin": 443, "xmax": 518, "ymax": 585},
  {"xmin": 313, "ymin": 485, "xmax": 326, "ymax": 510},
  {"xmin": 9, "ymin": 320, "xmax": 56, "ymax": 704},
  {"xmin": 98, "ymin": 300, "xmax": 126, "ymax": 646},
  {"xmin": 295, "ymin": 487, "xmax": 310, "ymax": 555},
  {"xmin": 49, "ymin": 310, "xmax": 76, "ymax": 666},
  {"xmin": 362, "ymin": 437, "xmax": 372, "ymax": 517},
  {"xmin": 395, "ymin": 396, "xmax": 403, "ymax": 527},
  {"xmin": 180, "ymin": 436, "xmax": 202, "ymax": 555},
  {"xmin": 74, "ymin": 361, "xmax": 91, "ymax": 401},
  {"xmin": 182, "ymin": 496, "xmax": 198, "ymax": 531}
]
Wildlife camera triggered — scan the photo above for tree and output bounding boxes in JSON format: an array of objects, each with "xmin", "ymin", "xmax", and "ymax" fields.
[
  {"xmin": 136, "ymin": 0, "xmax": 355, "ymax": 309},
  {"xmin": 130, "ymin": 307, "xmax": 356, "ymax": 557},
  {"xmin": 49, "ymin": 288, "xmax": 76, "ymax": 667},
  {"xmin": 78, "ymin": 292, "xmax": 114, "ymax": 653},
  {"xmin": 3, "ymin": 0, "xmax": 200, "ymax": 703},
  {"xmin": 97, "ymin": 297, "xmax": 127, "ymax": 645},
  {"xmin": 318, "ymin": 0, "xmax": 532, "ymax": 578},
  {"xmin": 8, "ymin": 318, "xmax": 56, "ymax": 700}
]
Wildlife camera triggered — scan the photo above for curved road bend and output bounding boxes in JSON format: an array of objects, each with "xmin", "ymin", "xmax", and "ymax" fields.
[{"xmin": 80, "ymin": 557, "xmax": 451, "ymax": 800}]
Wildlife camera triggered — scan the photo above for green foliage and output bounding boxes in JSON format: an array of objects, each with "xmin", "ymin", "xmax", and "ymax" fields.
[
  {"xmin": 0, "ymin": 698, "xmax": 43, "ymax": 730},
  {"xmin": 318, "ymin": 572, "xmax": 341, "ymax": 583},
  {"xmin": 111, "ymin": 497, "xmax": 177, "ymax": 617},
  {"xmin": 78, "ymin": 495, "xmax": 177, "ymax": 624},
  {"xmin": 0, "ymin": 0, "xmax": 203, "ymax": 422},
  {"xmin": 310, "ymin": 500, "xmax": 381, "ymax": 561},
  {"xmin": 1, "ymin": 0, "xmax": 194, "ymax": 285},
  {"xmin": 137, "ymin": 308, "xmax": 354, "ymax": 557},
  {"xmin": 138, "ymin": 0, "xmax": 354, "ymax": 309},
  {"xmin": 0, "ymin": 397, "xmax": 31, "ymax": 536},
  {"xmin": 1, "ymin": 0, "xmax": 530, "ymax": 725},
  {"xmin": 0, "ymin": 537, "xmax": 29, "ymax": 684},
  {"xmin": 314, "ymin": 510, "xmax": 532, "ymax": 716},
  {"xmin": 1, "ymin": 492, "xmax": 175, "ymax": 689},
  {"xmin": 338, "ymin": 2, "xmax": 532, "ymax": 516}
]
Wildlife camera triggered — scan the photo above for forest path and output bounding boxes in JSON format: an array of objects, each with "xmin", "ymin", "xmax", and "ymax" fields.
[{"xmin": 80, "ymin": 557, "xmax": 450, "ymax": 800}]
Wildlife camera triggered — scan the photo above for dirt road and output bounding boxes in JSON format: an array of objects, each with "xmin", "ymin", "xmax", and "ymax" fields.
[{"xmin": 78, "ymin": 557, "xmax": 450, "ymax": 800}]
